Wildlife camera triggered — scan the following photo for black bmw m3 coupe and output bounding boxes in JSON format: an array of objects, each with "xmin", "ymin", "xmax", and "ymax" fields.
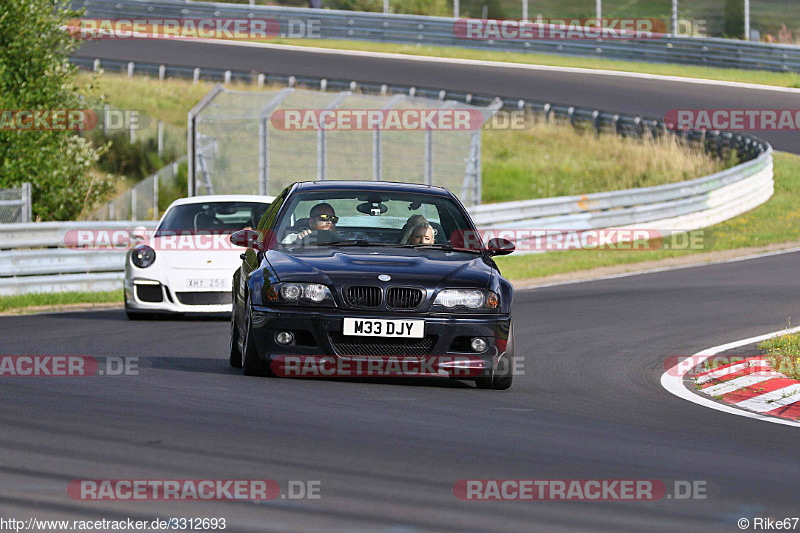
[{"xmin": 228, "ymin": 181, "xmax": 516, "ymax": 389}]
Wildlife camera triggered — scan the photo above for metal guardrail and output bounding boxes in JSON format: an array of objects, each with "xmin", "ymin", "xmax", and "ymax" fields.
[
  {"xmin": 0, "ymin": 221, "xmax": 158, "ymax": 296},
  {"xmin": 71, "ymin": 0, "xmax": 800, "ymax": 72}
]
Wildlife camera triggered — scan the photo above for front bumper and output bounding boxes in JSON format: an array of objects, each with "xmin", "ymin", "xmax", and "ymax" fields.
[
  {"xmin": 124, "ymin": 277, "xmax": 232, "ymax": 315},
  {"xmin": 249, "ymin": 306, "xmax": 511, "ymax": 378}
]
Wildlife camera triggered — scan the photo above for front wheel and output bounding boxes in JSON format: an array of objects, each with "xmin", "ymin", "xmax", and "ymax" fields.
[
  {"xmin": 475, "ymin": 324, "xmax": 514, "ymax": 390},
  {"xmin": 229, "ymin": 298, "xmax": 242, "ymax": 368},
  {"xmin": 241, "ymin": 293, "xmax": 274, "ymax": 377}
]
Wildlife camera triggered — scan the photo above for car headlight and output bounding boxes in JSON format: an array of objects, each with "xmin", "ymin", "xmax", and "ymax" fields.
[
  {"xmin": 266, "ymin": 283, "xmax": 335, "ymax": 306},
  {"xmin": 433, "ymin": 289, "xmax": 499, "ymax": 310},
  {"xmin": 130, "ymin": 245, "xmax": 156, "ymax": 268}
]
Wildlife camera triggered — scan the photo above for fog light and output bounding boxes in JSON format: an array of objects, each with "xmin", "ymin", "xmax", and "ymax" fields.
[
  {"xmin": 470, "ymin": 337, "xmax": 488, "ymax": 352},
  {"xmin": 275, "ymin": 331, "xmax": 294, "ymax": 345}
]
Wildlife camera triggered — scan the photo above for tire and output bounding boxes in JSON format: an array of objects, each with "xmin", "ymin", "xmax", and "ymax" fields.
[
  {"xmin": 229, "ymin": 300, "xmax": 243, "ymax": 368},
  {"xmin": 475, "ymin": 324, "xmax": 514, "ymax": 390},
  {"xmin": 241, "ymin": 293, "xmax": 274, "ymax": 377}
]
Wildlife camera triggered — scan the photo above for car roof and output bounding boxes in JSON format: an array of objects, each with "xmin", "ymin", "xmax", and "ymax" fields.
[
  {"xmin": 167, "ymin": 195, "xmax": 276, "ymax": 207},
  {"xmin": 292, "ymin": 181, "xmax": 453, "ymax": 197}
]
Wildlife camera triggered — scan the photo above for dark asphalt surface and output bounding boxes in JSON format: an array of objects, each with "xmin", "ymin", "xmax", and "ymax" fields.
[
  {"xmin": 76, "ymin": 39, "xmax": 800, "ymax": 152},
  {"xmin": 2, "ymin": 250, "xmax": 799, "ymax": 531}
]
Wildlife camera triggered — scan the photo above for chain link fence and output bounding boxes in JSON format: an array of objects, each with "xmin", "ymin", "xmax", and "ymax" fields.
[
  {"xmin": 0, "ymin": 184, "xmax": 32, "ymax": 224},
  {"xmin": 189, "ymin": 87, "xmax": 499, "ymax": 206}
]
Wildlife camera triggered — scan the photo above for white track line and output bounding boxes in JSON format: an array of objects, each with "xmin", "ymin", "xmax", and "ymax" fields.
[
  {"xmin": 661, "ymin": 326, "xmax": 800, "ymax": 428},
  {"xmin": 517, "ymin": 246, "xmax": 800, "ymax": 292},
  {"xmin": 736, "ymin": 384, "xmax": 800, "ymax": 413},
  {"xmin": 700, "ymin": 372, "xmax": 782, "ymax": 396},
  {"xmin": 694, "ymin": 360, "xmax": 770, "ymax": 384},
  {"xmin": 154, "ymin": 37, "xmax": 800, "ymax": 94}
]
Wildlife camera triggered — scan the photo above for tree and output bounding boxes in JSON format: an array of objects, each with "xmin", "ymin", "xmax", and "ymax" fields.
[{"xmin": 0, "ymin": 0, "xmax": 113, "ymax": 220}]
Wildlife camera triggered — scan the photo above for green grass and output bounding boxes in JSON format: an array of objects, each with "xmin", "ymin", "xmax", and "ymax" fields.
[
  {"xmin": 758, "ymin": 332, "xmax": 800, "ymax": 380},
  {"xmin": 256, "ymin": 38, "xmax": 800, "ymax": 89},
  {"xmin": 494, "ymin": 151, "xmax": 800, "ymax": 279},
  {"xmin": 0, "ymin": 290, "xmax": 123, "ymax": 313},
  {"xmin": 481, "ymin": 121, "xmax": 727, "ymax": 203}
]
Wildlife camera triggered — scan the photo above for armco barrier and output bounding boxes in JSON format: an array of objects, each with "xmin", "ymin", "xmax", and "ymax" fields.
[
  {"xmin": 70, "ymin": 0, "xmax": 800, "ymax": 72},
  {"xmin": 0, "ymin": 222, "xmax": 157, "ymax": 296}
]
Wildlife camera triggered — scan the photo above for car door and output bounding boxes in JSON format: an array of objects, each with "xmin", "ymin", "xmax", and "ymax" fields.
[{"xmin": 235, "ymin": 189, "xmax": 290, "ymax": 327}]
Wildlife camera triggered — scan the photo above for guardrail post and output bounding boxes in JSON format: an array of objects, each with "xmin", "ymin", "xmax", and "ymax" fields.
[
  {"xmin": 288, "ymin": 76, "xmax": 296, "ymax": 88},
  {"xmin": 104, "ymin": 104, "xmax": 110, "ymax": 132},
  {"xmin": 159, "ymin": 65, "xmax": 166, "ymax": 81},
  {"xmin": 258, "ymin": 73, "xmax": 265, "ymax": 88},
  {"xmin": 543, "ymin": 103, "xmax": 551, "ymax": 123},
  {"xmin": 131, "ymin": 187, "xmax": 137, "ymax": 221},
  {"xmin": 153, "ymin": 173, "xmax": 159, "ymax": 220},
  {"xmin": 93, "ymin": 58, "xmax": 100, "ymax": 71},
  {"xmin": 744, "ymin": 0, "xmax": 750, "ymax": 40},
  {"xmin": 157, "ymin": 120, "xmax": 164, "ymax": 157},
  {"xmin": 259, "ymin": 117, "xmax": 269, "ymax": 194},
  {"xmin": 193, "ymin": 68, "xmax": 201, "ymax": 84},
  {"xmin": 224, "ymin": 70, "xmax": 232, "ymax": 84},
  {"xmin": 127, "ymin": 61, "xmax": 135, "ymax": 78},
  {"xmin": 21, "ymin": 183, "xmax": 31, "ymax": 223},
  {"xmin": 424, "ymin": 130, "xmax": 433, "ymax": 186},
  {"xmin": 453, "ymin": 0, "xmax": 459, "ymax": 18},
  {"xmin": 320, "ymin": 79, "xmax": 327, "ymax": 91}
]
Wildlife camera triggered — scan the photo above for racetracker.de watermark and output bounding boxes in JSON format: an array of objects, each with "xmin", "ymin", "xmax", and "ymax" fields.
[
  {"xmin": 453, "ymin": 479, "xmax": 708, "ymax": 500},
  {"xmin": 665, "ymin": 109, "xmax": 800, "ymax": 131},
  {"xmin": 68, "ymin": 479, "xmax": 321, "ymax": 501},
  {"xmin": 65, "ymin": 229, "xmax": 257, "ymax": 252},
  {"xmin": 454, "ymin": 229, "xmax": 710, "ymax": 252},
  {"xmin": 0, "ymin": 356, "xmax": 138, "ymax": 377},
  {"xmin": 270, "ymin": 109, "xmax": 486, "ymax": 131},
  {"xmin": 664, "ymin": 355, "xmax": 799, "ymax": 378},
  {"xmin": 0, "ymin": 110, "xmax": 98, "ymax": 131},
  {"xmin": 270, "ymin": 354, "xmax": 522, "ymax": 378},
  {"xmin": 68, "ymin": 18, "xmax": 320, "ymax": 40},
  {"xmin": 453, "ymin": 18, "xmax": 666, "ymax": 40}
]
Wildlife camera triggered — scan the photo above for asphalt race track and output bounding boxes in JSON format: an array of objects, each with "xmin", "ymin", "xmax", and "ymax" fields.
[
  {"xmin": 75, "ymin": 39, "xmax": 800, "ymax": 153},
  {"xmin": 1, "ymin": 40, "xmax": 795, "ymax": 531},
  {"xmin": 2, "ymin": 251, "xmax": 799, "ymax": 531}
]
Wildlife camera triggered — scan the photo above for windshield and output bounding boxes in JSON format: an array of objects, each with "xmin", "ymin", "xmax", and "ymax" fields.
[
  {"xmin": 273, "ymin": 190, "xmax": 481, "ymax": 251},
  {"xmin": 156, "ymin": 201, "xmax": 270, "ymax": 236}
]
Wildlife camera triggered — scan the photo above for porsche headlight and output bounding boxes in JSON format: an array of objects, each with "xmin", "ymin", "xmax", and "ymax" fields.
[
  {"xmin": 130, "ymin": 245, "xmax": 156, "ymax": 268},
  {"xmin": 433, "ymin": 289, "xmax": 498, "ymax": 310}
]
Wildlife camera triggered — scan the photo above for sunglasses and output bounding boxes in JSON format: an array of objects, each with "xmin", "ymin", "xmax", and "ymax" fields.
[{"xmin": 314, "ymin": 214, "xmax": 339, "ymax": 223}]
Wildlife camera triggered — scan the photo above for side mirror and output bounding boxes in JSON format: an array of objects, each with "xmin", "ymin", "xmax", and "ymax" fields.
[
  {"xmin": 230, "ymin": 229, "xmax": 262, "ymax": 249},
  {"xmin": 131, "ymin": 226, "xmax": 148, "ymax": 242},
  {"xmin": 486, "ymin": 237, "xmax": 515, "ymax": 256}
]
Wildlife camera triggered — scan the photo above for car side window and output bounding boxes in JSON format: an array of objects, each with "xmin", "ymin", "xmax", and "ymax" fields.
[{"xmin": 256, "ymin": 189, "xmax": 289, "ymax": 231}]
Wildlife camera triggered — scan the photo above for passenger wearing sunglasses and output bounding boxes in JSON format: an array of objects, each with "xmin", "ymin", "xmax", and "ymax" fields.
[{"xmin": 282, "ymin": 203, "xmax": 339, "ymax": 244}]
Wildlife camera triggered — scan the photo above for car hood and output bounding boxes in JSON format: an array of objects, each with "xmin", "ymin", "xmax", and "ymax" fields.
[{"xmin": 266, "ymin": 247, "xmax": 493, "ymax": 289}]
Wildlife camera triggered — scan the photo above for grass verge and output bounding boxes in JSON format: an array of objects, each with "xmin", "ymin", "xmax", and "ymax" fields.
[
  {"xmin": 0, "ymin": 290, "xmax": 123, "ymax": 314},
  {"xmin": 758, "ymin": 333, "xmax": 800, "ymax": 380},
  {"xmin": 494, "ymin": 151, "xmax": 800, "ymax": 279}
]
